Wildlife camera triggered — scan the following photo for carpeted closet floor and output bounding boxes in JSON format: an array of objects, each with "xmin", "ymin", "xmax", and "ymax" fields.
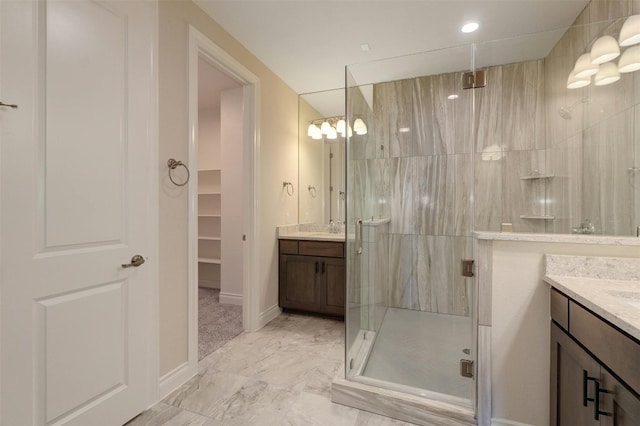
[{"xmin": 198, "ymin": 287, "xmax": 243, "ymax": 360}]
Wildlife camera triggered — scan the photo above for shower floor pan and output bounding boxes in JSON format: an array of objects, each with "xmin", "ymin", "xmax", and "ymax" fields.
[{"xmin": 356, "ymin": 307, "xmax": 473, "ymax": 401}]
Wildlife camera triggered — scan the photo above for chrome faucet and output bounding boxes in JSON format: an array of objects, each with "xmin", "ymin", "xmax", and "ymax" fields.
[{"xmin": 572, "ymin": 219, "xmax": 595, "ymax": 235}]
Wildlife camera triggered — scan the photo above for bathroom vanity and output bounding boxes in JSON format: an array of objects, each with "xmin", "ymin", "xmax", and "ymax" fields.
[
  {"xmin": 277, "ymin": 225, "xmax": 346, "ymax": 318},
  {"xmin": 546, "ymin": 269, "xmax": 640, "ymax": 425}
]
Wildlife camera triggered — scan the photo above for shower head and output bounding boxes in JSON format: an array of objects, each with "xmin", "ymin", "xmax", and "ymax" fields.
[
  {"xmin": 558, "ymin": 96, "xmax": 590, "ymax": 120},
  {"xmin": 558, "ymin": 107, "xmax": 572, "ymax": 120}
]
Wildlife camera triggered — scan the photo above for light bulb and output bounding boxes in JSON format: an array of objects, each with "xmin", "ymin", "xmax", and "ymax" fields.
[
  {"xmin": 566, "ymin": 69, "xmax": 590, "ymax": 89},
  {"xmin": 618, "ymin": 45, "xmax": 640, "ymax": 73},
  {"xmin": 594, "ymin": 62, "xmax": 620, "ymax": 86},
  {"xmin": 573, "ymin": 53, "xmax": 599, "ymax": 78},
  {"xmin": 320, "ymin": 121, "xmax": 331, "ymax": 135},
  {"xmin": 336, "ymin": 119, "xmax": 346, "ymax": 133},
  {"xmin": 307, "ymin": 123, "xmax": 319, "ymax": 137},
  {"xmin": 590, "ymin": 35, "xmax": 620, "ymax": 64},
  {"xmin": 327, "ymin": 127, "xmax": 338, "ymax": 140},
  {"xmin": 619, "ymin": 15, "xmax": 640, "ymax": 47},
  {"xmin": 353, "ymin": 118, "xmax": 367, "ymax": 135}
]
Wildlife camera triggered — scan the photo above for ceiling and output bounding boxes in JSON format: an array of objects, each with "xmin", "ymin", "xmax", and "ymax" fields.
[
  {"xmin": 194, "ymin": 0, "xmax": 590, "ymax": 101},
  {"xmin": 198, "ymin": 57, "xmax": 241, "ymax": 110}
]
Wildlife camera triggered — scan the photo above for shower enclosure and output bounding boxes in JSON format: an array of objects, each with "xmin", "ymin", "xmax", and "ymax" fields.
[
  {"xmin": 341, "ymin": 12, "xmax": 640, "ymax": 421},
  {"xmin": 344, "ymin": 43, "xmax": 478, "ymax": 410}
]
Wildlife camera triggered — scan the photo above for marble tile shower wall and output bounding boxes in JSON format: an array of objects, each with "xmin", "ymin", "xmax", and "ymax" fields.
[
  {"xmin": 545, "ymin": 0, "xmax": 640, "ymax": 236},
  {"xmin": 348, "ymin": 60, "xmax": 545, "ymax": 316}
]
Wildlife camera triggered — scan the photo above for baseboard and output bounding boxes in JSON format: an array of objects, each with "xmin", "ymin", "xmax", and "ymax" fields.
[
  {"xmin": 491, "ymin": 419, "xmax": 535, "ymax": 426},
  {"xmin": 219, "ymin": 292, "xmax": 242, "ymax": 305},
  {"xmin": 158, "ymin": 361, "xmax": 196, "ymax": 400},
  {"xmin": 258, "ymin": 304, "xmax": 282, "ymax": 328}
]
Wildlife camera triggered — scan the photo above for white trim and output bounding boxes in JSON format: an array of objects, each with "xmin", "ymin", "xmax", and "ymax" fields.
[
  {"xmin": 187, "ymin": 27, "xmax": 262, "ymax": 385},
  {"xmin": 219, "ymin": 292, "xmax": 242, "ymax": 306},
  {"xmin": 257, "ymin": 304, "xmax": 282, "ymax": 329},
  {"xmin": 157, "ymin": 362, "xmax": 195, "ymax": 400}
]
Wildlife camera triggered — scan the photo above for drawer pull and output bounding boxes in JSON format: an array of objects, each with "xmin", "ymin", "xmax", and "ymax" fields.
[
  {"xmin": 315, "ymin": 261, "xmax": 319, "ymax": 274},
  {"xmin": 583, "ymin": 370, "xmax": 596, "ymax": 407},
  {"xmin": 594, "ymin": 381, "xmax": 612, "ymax": 420},
  {"xmin": 322, "ymin": 261, "xmax": 325, "ymax": 274}
]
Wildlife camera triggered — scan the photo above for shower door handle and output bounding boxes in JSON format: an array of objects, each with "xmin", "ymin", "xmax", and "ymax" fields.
[{"xmin": 355, "ymin": 218, "xmax": 363, "ymax": 255}]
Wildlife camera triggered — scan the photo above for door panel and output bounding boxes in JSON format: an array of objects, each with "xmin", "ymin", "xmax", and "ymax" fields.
[
  {"xmin": 45, "ymin": 0, "xmax": 126, "ymax": 248},
  {"xmin": 1, "ymin": 1, "xmax": 156, "ymax": 425}
]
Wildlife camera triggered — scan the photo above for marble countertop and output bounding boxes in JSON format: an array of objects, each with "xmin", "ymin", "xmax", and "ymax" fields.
[
  {"xmin": 544, "ymin": 275, "xmax": 640, "ymax": 341},
  {"xmin": 474, "ymin": 231, "xmax": 640, "ymax": 246},
  {"xmin": 277, "ymin": 231, "xmax": 345, "ymax": 242},
  {"xmin": 277, "ymin": 223, "xmax": 346, "ymax": 242}
]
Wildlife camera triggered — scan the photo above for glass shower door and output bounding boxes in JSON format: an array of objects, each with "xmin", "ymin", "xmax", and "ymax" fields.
[{"xmin": 344, "ymin": 44, "xmax": 476, "ymax": 407}]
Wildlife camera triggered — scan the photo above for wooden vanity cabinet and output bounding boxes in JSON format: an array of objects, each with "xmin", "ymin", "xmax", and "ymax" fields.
[
  {"xmin": 550, "ymin": 289, "xmax": 640, "ymax": 426},
  {"xmin": 278, "ymin": 239, "xmax": 345, "ymax": 317}
]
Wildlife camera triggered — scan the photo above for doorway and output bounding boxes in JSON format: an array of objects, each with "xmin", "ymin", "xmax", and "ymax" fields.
[{"xmin": 187, "ymin": 26, "xmax": 261, "ymax": 372}]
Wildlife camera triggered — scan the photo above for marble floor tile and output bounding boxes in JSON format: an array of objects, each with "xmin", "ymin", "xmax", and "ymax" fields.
[
  {"xmin": 125, "ymin": 402, "xmax": 215, "ymax": 426},
  {"xmin": 355, "ymin": 410, "xmax": 419, "ymax": 425},
  {"xmin": 283, "ymin": 391, "xmax": 360, "ymax": 426},
  {"xmin": 139, "ymin": 313, "xmax": 420, "ymax": 426}
]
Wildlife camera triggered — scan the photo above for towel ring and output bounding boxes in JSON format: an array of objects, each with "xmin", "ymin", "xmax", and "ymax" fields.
[
  {"xmin": 282, "ymin": 181, "xmax": 294, "ymax": 196},
  {"xmin": 308, "ymin": 185, "xmax": 317, "ymax": 198},
  {"xmin": 167, "ymin": 158, "xmax": 190, "ymax": 187}
]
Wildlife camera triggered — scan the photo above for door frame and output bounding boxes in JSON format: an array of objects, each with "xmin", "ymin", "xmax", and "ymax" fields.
[{"xmin": 186, "ymin": 26, "xmax": 261, "ymax": 368}]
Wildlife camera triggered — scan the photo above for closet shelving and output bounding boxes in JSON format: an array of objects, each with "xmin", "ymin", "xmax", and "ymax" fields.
[{"xmin": 198, "ymin": 169, "xmax": 222, "ymax": 267}]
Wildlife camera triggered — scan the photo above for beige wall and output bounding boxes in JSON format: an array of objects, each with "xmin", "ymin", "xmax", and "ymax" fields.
[{"xmin": 159, "ymin": 0, "xmax": 299, "ymax": 376}]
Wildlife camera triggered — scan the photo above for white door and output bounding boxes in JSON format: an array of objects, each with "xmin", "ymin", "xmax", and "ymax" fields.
[{"xmin": 0, "ymin": 1, "xmax": 156, "ymax": 425}]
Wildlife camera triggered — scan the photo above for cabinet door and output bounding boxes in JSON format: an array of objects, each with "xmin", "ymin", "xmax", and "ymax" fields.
[
  {"xmin": 279, "ymin": 255, "xmax": 321, "ymax": 311},
  {"xmin": 601, "ymin": 370, "xmax": 640, "ymax": 426},
  {"xmin": 551, "ymin": 323, "xmax": 601, "ymax": 426},
  {"xmin": 320, "ymin": 258, "xmax": 345, "ymax": 316}
]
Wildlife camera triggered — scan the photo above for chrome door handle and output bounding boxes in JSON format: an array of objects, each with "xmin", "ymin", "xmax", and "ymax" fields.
[
  {"xmin": 122, "ymin": 255, "xmax": 145, "ymax": 268},
  {"xmin": 355, "ymin": 218, "xmax": 363, "ymax": 255}
]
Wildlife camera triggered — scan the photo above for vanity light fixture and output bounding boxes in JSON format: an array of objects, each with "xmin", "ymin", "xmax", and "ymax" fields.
[
  {"xmin": 573, "ymin": 53, "xmax": 599, "ymax": 78},
  {"xmin": 619, "ymin": 14, "xmax": 640, "ymax": 47},
  {"xmin": 461, "ymin": 22, "xmax": 479, "ymax": 33},
  {"xmin": 566, "ymin": 69, "xmax": 591, "ymax": 89},
  {"xmin": 308, "ymin": 116, "xmax": 364, "ymax": 139},
  {"xmin": 594, "ymin": 62, "xmax": 621, "ymax": 86},
  {"xmin": 618, "ymin": 45, "xmax": 640, "ymax": 72},
  {"xmin": 590, "ymin": 35, "xmax": 620, "ymax": 64}
]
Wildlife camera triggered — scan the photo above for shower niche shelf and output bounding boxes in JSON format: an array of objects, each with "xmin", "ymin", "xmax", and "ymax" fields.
[
  {"xmin": 519, "ymin": 174, "xmax": 554, "ymax": 180},
  {"xmin": 519, "ymin": 215, "xmax": 555, "ymax": 220}
]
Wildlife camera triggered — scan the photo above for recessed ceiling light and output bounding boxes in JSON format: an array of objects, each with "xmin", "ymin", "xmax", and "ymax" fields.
[
  {"xmin": 360, "ymin": 43, "xmax": 371, "ymax": 52},
  {"xmin": 398, "ymin": 127, "xmax": 410, "ymax": 133},
  {"xmin": 461, "ymin": 22, "xmax": 480, "ymax": 33},
  {"xmin": 447, "ymin": 94, "xmax": 459, "ymax": 100}
]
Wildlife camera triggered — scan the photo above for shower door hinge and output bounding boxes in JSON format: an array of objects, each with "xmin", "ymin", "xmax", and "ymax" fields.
[
  {"xmin": 462, "ymin": 70, "xmax": 487, "ymax": 89},
  {"xmin": 460, "ymin": 359, "xmax": 474, "ymax": 378},
  {"xmin": 461, "ymin": 259, "xmax": 475, "ymax": 277}
]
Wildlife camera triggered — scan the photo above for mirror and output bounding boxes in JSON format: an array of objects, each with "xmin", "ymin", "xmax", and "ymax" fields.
[{"xmin": 298, "ymin": 89, "xmax": 347, "ymax": 224}]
